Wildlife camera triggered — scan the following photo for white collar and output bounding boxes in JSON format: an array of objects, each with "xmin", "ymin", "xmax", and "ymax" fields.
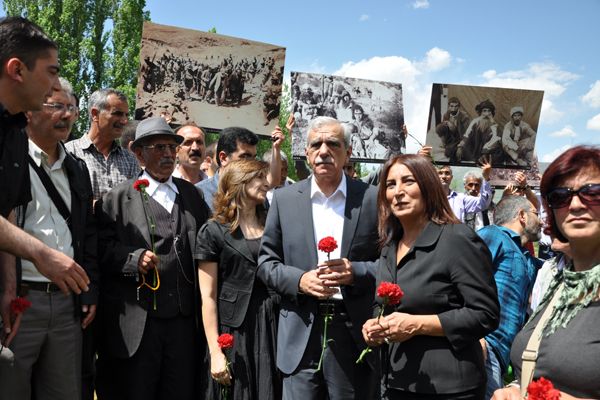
[
  {"xmin": 140, "ymin": 170, "xmax": 179, "ymax": 196},
  {"xmin": 28, "ymin": 139, "xmax": 67, "ymax": 170},
  {"xmin": 310, "ymin": 173, "xmax": 347, "ymax": 200}
]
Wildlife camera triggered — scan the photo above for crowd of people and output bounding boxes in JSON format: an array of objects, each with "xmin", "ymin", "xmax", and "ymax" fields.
[{"xmin": 1, "ymin": 16, "xmax": 600, "ymax": 400}]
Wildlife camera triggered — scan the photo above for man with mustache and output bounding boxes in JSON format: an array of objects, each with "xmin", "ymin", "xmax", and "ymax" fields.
[
  {"xmin": 0, "ymin": 78, "xmax": 99, "ymax": 400},
  {"xmin": 258, "ymin": 116, "xmax": 379, "ymax": 399},
  {"xmin": 477, "ymin": 195, "xmax": 543, "ymax": 399},
  {"xmin": 456, "ymin": 99, "xmax": 500, "ymax": 163},
  {"xmin": 435, "ymin": 97, "xmax": 471, "ymax": 162},
  {"xmin": 502, "ymin": 106, "xmax": 536, "ymax": 166},
  {"xmin": 94, "ymin": 117, "xmax": 209, "ymax": 400},
  {"xmin": 172, "ymin": 123, "xmax": 208, "ymax": 184},
  {"xmin": 65, "ymin": 88, "xmax": 139, "ymax": 201}
]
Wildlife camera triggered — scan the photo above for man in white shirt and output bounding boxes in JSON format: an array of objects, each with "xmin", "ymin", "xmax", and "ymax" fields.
[
  {"xmin": 94, "ymin": 117, "xmax": 209, "ymax": 399},
  {"xmin": 1, "ymin": 79, "xmax": 98, "ymax": 400},
  {"xmin": 258, "ymin": 116, "xmax": 379, "ymax": 399}
]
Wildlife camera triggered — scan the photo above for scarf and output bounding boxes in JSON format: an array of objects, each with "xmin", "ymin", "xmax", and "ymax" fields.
[{"xmin": 528, "ymin": 259, "xmax": 600, "ymax": 337}]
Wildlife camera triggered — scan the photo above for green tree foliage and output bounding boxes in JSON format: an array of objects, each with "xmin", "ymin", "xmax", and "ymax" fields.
[{"xmin": 2, "ymin": 0, "xmax": 149, "ymax": 136}]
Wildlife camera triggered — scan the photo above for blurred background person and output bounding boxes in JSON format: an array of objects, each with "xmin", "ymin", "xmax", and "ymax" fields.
[{"xmin": 362, "ymin": 154, "xmax": 499, "ymax": 400}]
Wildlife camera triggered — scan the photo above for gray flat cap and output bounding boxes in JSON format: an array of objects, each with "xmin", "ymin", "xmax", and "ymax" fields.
[{"xmin": 130, "ymin": 117, "xmax": 183, "ymax": 148}]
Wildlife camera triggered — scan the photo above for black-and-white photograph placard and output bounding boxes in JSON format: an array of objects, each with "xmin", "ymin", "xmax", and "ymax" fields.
[
  {"xmin": 136, "ymin": 21, "xmax": 286, "ymax": 135},
  {"xmin": 290, "ymin": 72, "xmax": 405, "ymax": 162},
  {"xmin": 426, "ymin": 83, "xmax": 544, "ymax": 169}
]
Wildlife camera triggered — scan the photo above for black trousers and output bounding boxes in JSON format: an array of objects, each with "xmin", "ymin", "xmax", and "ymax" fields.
[
  {"xmin": 96, "ymin": 314, "xmax": 197, "ymax": 400},
  {"xmin": 282, "ymin": 311, "xmax": 377, "ymax": 400}
]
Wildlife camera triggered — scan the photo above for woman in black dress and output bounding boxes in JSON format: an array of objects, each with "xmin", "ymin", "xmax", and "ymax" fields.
[
  {"xmin": 196, "ymin": 159, "xmax": 281, "ymax": 399},
  {"xmin": 362, "ymin": 154, "xmax": 499, "ymax": 400}
]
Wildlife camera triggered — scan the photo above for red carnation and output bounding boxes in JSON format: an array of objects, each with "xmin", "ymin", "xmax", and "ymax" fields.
[
  {"xmin": 377, "ymin": 282, "xmax": 404, "ymax": 306},
  {"xmin": 133, "ymin": 179, "xmax": 150, "ymax": 192},
  {"xmin": 527, "ymin": 377, "xmax": 561, "ymax": 400},
  {"xmin": 217, "ymin": 333, "xmax": 234, "ymax": 349},
  {"xmin": 10, "ymin": 297, "xmax": 32, "ymax": 314},
  {"xmin": 318, "ymin": 236, "xmax": 338, "ymax": 254}
]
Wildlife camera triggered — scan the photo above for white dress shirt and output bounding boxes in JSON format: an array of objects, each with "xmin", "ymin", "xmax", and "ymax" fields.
[
  {"xmin": 140, "ymin": 170, "xmax": 179, "ymax": 213},
  {"xmin": 311, "ymin": 174, "xmax": 347, "ymax": 300},
  {"xmin": 22, "ymin": 140, "xmax": 73, "ymax": 282}
]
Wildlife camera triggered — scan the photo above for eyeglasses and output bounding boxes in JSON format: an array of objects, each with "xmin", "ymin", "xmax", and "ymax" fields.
[
  {"xmin": 546, "ymin": 183, "xmax": 600, "ymax": 209},
  {"xmin": 43, "ymin": 103, "xmax": 79, "ymax": 113},
  {"xmin": 143, "ymin": 144, "xmax": 180, "ymax": 153}
]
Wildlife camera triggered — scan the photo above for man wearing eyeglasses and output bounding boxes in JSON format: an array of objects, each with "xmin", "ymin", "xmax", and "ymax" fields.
[
  {"xmin": 0, "ymin": 78, "xmax": 99, "ymax": 400},
  {"xmin": 94, "ymin": 117, "xmax": 209, "ymax": 400},
  {"xmin": 65, "ymin": 88, "xmax": 140, "ymax": 201},
  {"xmin": 1, "ymin": 17, "xmax": 90, "ymax": 372},
  {"xmin": 476, "ymin": 195, "xmax": 543, "ymax": 399}
]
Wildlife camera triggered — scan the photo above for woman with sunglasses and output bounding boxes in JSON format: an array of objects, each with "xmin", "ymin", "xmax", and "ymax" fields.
[
  {"xmin": 195, "ymin": 159, "xmax": 281, "ymax": 399},
  {"xmin": 492, "ymin": 145, "xmax": 600, "ymax": 399}
]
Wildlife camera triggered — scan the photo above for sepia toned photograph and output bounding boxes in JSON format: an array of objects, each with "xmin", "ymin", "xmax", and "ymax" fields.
[
  {"xmin": 290, "ymin": 72, "xmax": 405, "ymax": 162},
  {"xmin": 135, "ymin": 22, "xmax": 286, "ymax": 135},
  {"xmin": 426, "ymin": 83, "xmax": 544, "ymax": 169}
]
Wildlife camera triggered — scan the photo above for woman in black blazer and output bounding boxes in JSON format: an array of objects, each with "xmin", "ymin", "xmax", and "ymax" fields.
[
  {"xmin": 196, "ymin": 159, "xmax": 281, "ymax": 399},
  {"xmin": 362, "ymin": 154, "xmax": 499, "ymax": 400}
]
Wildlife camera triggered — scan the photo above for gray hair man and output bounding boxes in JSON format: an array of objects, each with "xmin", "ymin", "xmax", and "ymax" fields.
[
  {"xmin": 65, "ymin": 88, "xmax": 139, "ymax": 200},
  {"xmin": 0, "ymin": 79, "xmax": 98, "ymax": 400},
  {"xmin": 258, "ymin": 116, "xmax": 379, "ymax": 399},
  {"xmin": 477, "ymin": 195, "xmax": 543, "ymax": 399}
]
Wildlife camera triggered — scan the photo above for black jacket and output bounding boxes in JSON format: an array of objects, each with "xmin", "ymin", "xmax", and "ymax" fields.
[{"xmin": 377, "ymin": 222, "xmax": 499, "ymax": 394}]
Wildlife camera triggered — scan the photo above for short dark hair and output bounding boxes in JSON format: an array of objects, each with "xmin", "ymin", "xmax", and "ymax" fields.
[
  {"xmin": 0, "ymin": 16, "xmax": 57, "ymax": 77},
  {"xmin": 121, "ymin": 120, "xmax": 140, "ymax": 150},
  {"xmin": 377, "ymin": 154, "xmax": 459, "ymax": 247},
  {"xmin": 540, "ymin": 145, "xmax": 600, "ymax": 242},
  {"xmin": 216, "ymin": 127, "xmax": 258, "ymax": 167}
]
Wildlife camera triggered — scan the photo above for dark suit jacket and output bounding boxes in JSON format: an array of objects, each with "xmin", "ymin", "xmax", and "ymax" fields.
[
  {"xmin": 378, "ymin": 222, "xmax": 499, "ymax": 394},
  {"xmin": 257, "ymin": 177, "xmax": 379, "ymax": 374},
  {"xmin": 63, "ymin": 149, "xmax": 99, "ymax": 306},
  {"xmin": 95, "ymin": 176, "xmax": 209, "ymax": 358}
]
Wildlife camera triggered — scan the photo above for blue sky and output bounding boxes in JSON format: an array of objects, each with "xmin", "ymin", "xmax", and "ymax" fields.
[
  {"xmin": 4, "ymin": 1, "xmax": 598, "ymax": 161},
  {"xmin": 145, "ymin": 0, "xmax": 600, "ymax": 161}
]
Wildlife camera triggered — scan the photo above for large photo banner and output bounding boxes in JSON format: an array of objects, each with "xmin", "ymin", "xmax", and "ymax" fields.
[
  {"xmin": 426, "ymin": 83, "xmax": 544, "ymax": 169},
  {"xmin": 290, "ymin": 72, "xmax": 405, "ymax": 162},
  {"xmin": 136, "ymin": 22, "xmax": 286, "ymax": 135}
]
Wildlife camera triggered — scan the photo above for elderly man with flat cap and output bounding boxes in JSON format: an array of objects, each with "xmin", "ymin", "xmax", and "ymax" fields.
[{"xmin": 94, "ymin": 117, "xmax": 209, "ymax": 400}]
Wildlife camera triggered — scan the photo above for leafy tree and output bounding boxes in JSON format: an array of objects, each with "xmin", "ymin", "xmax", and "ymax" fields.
[{"xmin": 2, "ymin": 0, "xmax": 149, "ymax": 137}]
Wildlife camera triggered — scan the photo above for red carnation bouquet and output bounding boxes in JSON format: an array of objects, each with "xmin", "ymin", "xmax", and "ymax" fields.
[
  {"xmin": 527, "ymin": 377, "xmax": 561, "ymax": 400},
  {"xmin": 356, "ymin": 281, "xmax": 404, "ymax": 364},
  {"xmin": 133, "ymin": 179, "xmax": 160, "ymax": 310},
  {"xmin": 217, "ymin": 333, "xmax": 234, "ymax": 399}
]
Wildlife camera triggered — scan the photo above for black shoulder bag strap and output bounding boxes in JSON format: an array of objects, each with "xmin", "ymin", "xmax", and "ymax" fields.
[{"xmin": 27, "ymin": 155, "xmax": 71, "ymax": 230}]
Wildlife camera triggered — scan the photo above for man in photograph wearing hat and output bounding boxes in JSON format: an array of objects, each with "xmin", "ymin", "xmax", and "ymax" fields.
[
  {"xmin": 502, "ymin": 106, "xmax": 536, "ymax": 166},
  {"xmin": 94, "ymin": 117, "xmax": 209, "ymax": 400},
  {"xmin": 456, "ymin": 99, "xmax": 500, "ymax": 162}
]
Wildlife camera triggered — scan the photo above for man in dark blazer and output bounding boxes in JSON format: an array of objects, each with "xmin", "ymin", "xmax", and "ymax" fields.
[
  {"xmin": 258, "ymin": 116, "xmax": 379, "ymax": 399},
  {"xmin": 95, "ymin": 117, "xmax": 209, "ymax": 400}
]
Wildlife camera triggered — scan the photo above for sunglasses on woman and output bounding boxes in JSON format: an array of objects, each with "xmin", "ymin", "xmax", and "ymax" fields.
[{"xmin": 546, "ymin": 183, "xmax": 600, "ymax": 209}]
